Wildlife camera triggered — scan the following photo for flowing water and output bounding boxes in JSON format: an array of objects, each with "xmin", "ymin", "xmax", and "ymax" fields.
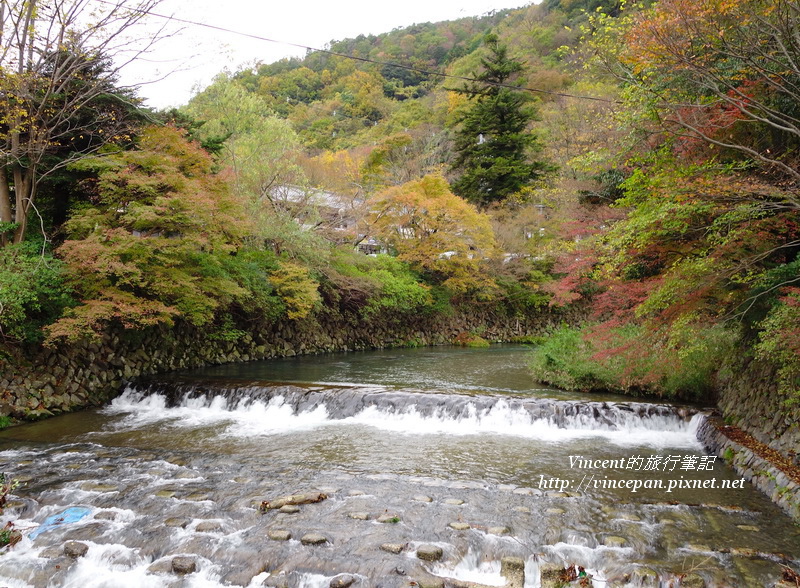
[{"xmin": 0, "ymin": 345, "xmax": 798, "ymax": 587}]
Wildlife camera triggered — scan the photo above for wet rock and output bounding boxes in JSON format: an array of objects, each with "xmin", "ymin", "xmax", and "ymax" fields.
[
  {"xmin": 604, "ymin": 536, "xmax": 626, "ymax": 547},
  {"xmin": 268, "ymin": 529, "xmax": 292, "ymax": 541},
  {"xmin": 444, "ymin": 498, "xmax": 464, "ymax": 505},
  {"xmin": 413, "ymin": 495, "xmax": 432, "ymax": 502},
  {"xmin": 377, "ymin": 514, "xmax": 401, "ymax": 523},
  {"xmin": 172, "ymin": 556, "xmax": 197, "ymax": 575},
  {"xmin": 330, "ymin": 574, "xmax": 356, "ymax": 588},
  {"xmin": 3, "ymin": 499, "xmax": 27, "ymax": 509},
  {"xmin": 417, "ymin": 579, "xmax": 444, "ymax": 588},
  {"xmin": 185, "ymin": 492, "xmax": 210, "ymax": 501},
  {"xmin": 501, "ymin": 556, "xmax": 525, "ymax": 588},
  {"xmin": 381, "ymin": 543, "xmax": 405, "ymax": 554},
  {"xmin": 262, "ymin": 574, "xmax": 289, "ymax": 587},
  {"xmin": 93, "ymin": 511, "xmax": 117, "ymax": 521},
  {"xmin": 513, "ymin": 506, "xmax": 531, "ymax": 513},
  {"xmin": 279, "ymin": 505, "xmax": 301, "ymax": 514},
  {"xmin": 155, "ymin": 490, "xmax": 176, "ymax": 498},
  {"xmin": 348, "ymin": 490, "xmax": 366, "ymax": 496},
  {"xmin": 147, "ymin": 560, "xmax": 173, "ymax": 574},
  {"xmin": 416, "ymin": 544, "xmax": 443, "ymax": 561},
  {"xmin": 261, "ymin": 492, "xmax": 328, "ymax": 511},
  {"xmin": 449, "ymin": 522, "xmax": 470, "ymax": 531},
  {"xmin": 486, "ymin": 526, "xmax": 509, "ymax": 535},
  {"xmin": 165, "ymin": 517, "xmax": 191, "ymax": 528},
  {"xmin": 196, "ymin": 521, "xmax": 223, "ymax": 533},
  {"xmin": 62, "ymin": 522, "xmax": 106, "ymax": 543},
  {"xmin": 540, "ymin": 564, "xmax": 566, "ymax": 588},
  {"xmin": 64, "ymin": 541, "xmax": 88, "ymax": 558},
  {"xmin": 348, "ymin": 511, "xmax": 370, "ymax": 520},
  {"xmin": 681, "ymin": 573, "xmax": 706, "ymax": 587},
  {"xmin": 630, "ymin": 567, "xmax": 659, "ymax": 587},
  {"xmin": 81, "ymin": 482, "xmax": 118, "ymax": 493},
  {"xmin": 301, "ymin": 533, "xmax": 328, "ymax": 545},
  {"xmin": 38, "ymin": 546, "xmax": 63, "ymax": 559},
  {"xmin": 545, "ymin": 508, "xmax": 565, "ymax": 515},
  {"xmin": 736, "ymin": 525, "xmax": 759, "ymax": 532},
  {"xmin": 395, "ymin": 566, "xmax": 406, "ymax": 575}
]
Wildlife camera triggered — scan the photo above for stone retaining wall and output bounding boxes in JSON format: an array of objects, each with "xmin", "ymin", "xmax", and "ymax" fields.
[
  {"xmin": 696, "ymin": 416, "xmax": 800, "ymax": 521},
  {"xmin": 715, "ymin": 357, "xmax": 800, "ymax": 461},
  {"xmin": 0, "ymin": 306, "xmax": 570, "ymax": 420}
]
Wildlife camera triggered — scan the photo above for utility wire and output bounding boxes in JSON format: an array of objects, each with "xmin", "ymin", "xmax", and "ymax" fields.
[{"xmin": 98, "ymin": 0, "xmax": 621, "ymax": 104}]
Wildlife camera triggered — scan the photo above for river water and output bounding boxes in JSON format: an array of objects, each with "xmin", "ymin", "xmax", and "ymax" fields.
[{"xmin": 0, "ymin": 345, "xmax": 797, "ymax": 587}]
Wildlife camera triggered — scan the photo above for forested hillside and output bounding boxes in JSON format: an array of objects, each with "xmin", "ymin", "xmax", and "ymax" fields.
[{"xmin": 1, "ymin": 0, "xmax": 798, "ymax": 414}]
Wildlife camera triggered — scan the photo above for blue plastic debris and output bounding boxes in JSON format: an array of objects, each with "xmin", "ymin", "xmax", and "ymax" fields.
[{"xmin": 29, "ymin": 506, "xmax": 92, "ymax": 539}]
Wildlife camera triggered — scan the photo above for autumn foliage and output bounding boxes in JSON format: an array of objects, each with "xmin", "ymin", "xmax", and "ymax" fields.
[{"xmin": 367, "ymin": 175, "xmax": 500, "ymax": 297}]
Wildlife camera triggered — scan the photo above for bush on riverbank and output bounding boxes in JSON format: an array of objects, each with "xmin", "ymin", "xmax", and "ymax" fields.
[{"xmin": 529, "ymin": 323, "xmax": 737, "ymax": 400}]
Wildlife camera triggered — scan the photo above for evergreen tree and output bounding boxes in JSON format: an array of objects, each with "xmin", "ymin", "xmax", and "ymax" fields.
[{"xmin": 450, "ymin": 34, "xmax": 551, "ymax": 207}]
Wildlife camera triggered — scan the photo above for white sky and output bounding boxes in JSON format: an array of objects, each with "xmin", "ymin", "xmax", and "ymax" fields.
[{"xmin": 121, "ymin": 0, "xmax": 528, "ymax": 109}]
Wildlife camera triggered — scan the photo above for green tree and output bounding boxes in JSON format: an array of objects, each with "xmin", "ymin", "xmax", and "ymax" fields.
[
  {"xmin": 46, "ymin": 126, "xmax": 256, "ymax": 343},
  {"xmin": 184, "ymin": 75, "xmax": 304, "ymax": 202},
  {"xmin": 450, "ymin": 34, "xmax": 551, "ymax": 207},
  {"xmin": 185, "ymin": 75, "xmax": 331, "ymax": 264}
]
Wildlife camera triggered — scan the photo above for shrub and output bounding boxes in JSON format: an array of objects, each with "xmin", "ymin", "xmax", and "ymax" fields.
[
  {"xmin": 529, "ymin": 322, "xmax": 736, "ymax": 400},
  {"xmin": 0, "ymin": 242, "xmax": 73, "ymax": 344},
  {"xmin": 453, "ymin": 331, "xmax": 491, "ymax": 348}
]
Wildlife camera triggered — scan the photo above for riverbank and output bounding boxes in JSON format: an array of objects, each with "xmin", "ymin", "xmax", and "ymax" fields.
[
  {"xmin": 697, "ymin": 415, "xmax": 800, "ymax": 522},
  {"xmin": 3, "ymin": 305, "xmax": 799, "ymax": 527},
  {"xmin": 0, "ymin": 305, "xmax": 575, "ymax": 421}
]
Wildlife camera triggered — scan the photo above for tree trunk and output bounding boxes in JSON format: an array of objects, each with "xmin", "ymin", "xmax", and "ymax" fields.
[
  {"xmin": 0, "ymin": 168, "xmax": 12, "ymax": 225},
  {"xmin": 12, "ymin": 164, "xmax": 32, "ymax": 245},
  {"xmin": 0, "ymin": 168, "xmax": 12, "ymax": 247}
]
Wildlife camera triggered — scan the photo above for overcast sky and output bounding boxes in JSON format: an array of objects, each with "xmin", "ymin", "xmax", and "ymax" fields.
[{"xmin": 121, "ymin": 0, "xmax": 528, "ymax": 109}]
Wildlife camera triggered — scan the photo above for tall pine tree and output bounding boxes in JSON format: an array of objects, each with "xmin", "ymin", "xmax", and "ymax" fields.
[{"xmin": 450, "ymin": 34, "xmax": 550, "ymax": 207}]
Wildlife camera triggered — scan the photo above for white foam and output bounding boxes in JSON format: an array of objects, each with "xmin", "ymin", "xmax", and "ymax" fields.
[
  {"xmin": 430, "ymin": 552, "xmax": 506, "ymax": 586},
  {"xmin": 105, "ymin": 390, "xmax": 702, "ymax": 448},
  {"xmin": 106, "ymin": 390, "xmax": 330, "ymax": 435}
]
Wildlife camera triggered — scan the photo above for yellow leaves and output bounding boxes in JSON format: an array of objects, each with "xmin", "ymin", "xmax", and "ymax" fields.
[
  {"xmin": 367, "ymin": 174, "xmax": 499, "ymax": 296},
  {"xmin": 269, "ymin": 262, "xmax": 321, "ymax": 320},
  {"xmin": 446, "ymin": 91, "xmax": 467, "ymax": 115}
]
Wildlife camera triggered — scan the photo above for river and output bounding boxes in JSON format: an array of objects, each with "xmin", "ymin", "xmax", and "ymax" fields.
[{"xmin": 0, "ymin": 345, "xmax": 797, "ymax": 587}]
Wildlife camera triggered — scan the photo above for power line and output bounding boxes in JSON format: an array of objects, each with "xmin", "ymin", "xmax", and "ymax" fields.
[{"xmin": 97, "ymin": 0, "xmax": 620, "ymax": 105}]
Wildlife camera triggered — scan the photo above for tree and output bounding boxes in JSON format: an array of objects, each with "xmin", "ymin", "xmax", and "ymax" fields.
[
  {"xmin": 610, "ymin": 0, "xmax": 800, "ymax": 204},
  {"xmin": 0, "ymin": 0, "xmax": 164, "ymax": 246},
  {"xmin": 366, "ymin": 174, "xmax": 499, "ymax": 297},
  {"xmin": 450, "ymin": 33, "xmax": 551, "ymax": 207},
  {"xmin": 185, "ymin": 75, "xmax": 332, "ymax": 264},
  {"xmin": 47, "ymin": 126, "xmax": 253, "ymax": 343},
  {"xmin": 185, "ymin": 74, "xmax": 304, "ymax": 203}
]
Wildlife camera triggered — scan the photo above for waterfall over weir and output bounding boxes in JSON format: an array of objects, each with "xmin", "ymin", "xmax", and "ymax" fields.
[
  {"xmin": 0, "ymin": 346, "xmax": 798, "ymax": 587},
  {"xmin": 112, "ymin": 382, "xmax": 702, "ymax": 447}
]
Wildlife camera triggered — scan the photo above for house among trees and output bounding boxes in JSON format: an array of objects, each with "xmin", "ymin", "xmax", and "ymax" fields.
[{"xmin": 269, "ymin": 185, "xmax": 386, "ymax": 254}]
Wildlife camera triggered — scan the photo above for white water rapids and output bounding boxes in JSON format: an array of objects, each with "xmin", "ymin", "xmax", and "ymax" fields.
[{"xmin": 105, "ymin": 385, "xmax": 703, "ymax": 449}]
